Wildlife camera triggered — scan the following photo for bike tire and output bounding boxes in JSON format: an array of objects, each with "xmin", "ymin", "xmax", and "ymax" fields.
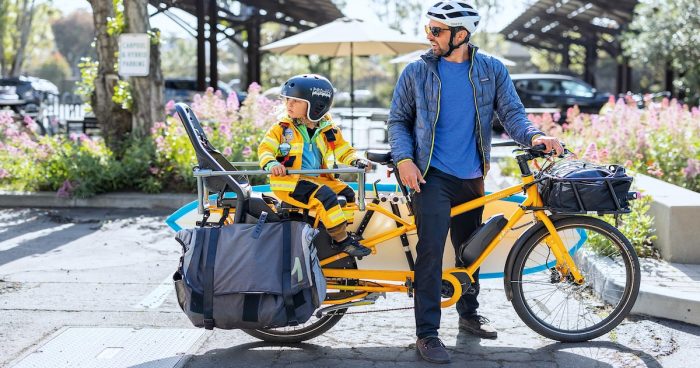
[
  {"xmin": 242, "ymin": 216, "xmax": 357, "ymax": 343},
  {"xmin": 510, "ymin": 216, "xmax": 640, "ymax": 342}
]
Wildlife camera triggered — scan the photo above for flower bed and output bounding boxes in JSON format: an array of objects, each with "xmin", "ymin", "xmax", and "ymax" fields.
[
  {"xmin": 496, "ymin": 96, "xmax": 700, "ymax": 257},
  {"xmin": 530, "ymin": 96, "xmax": 700, "ymax": 192},
  {"xmin": 0, "ymin": 83, "xmax": 280, "ymax": 197}
]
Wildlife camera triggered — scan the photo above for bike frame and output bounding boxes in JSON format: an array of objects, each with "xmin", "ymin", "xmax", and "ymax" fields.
[
  {"xmin": 194, "ymin": 157, "xmax": 585, "ymax": 309},
  {"xmin": 321, "ymin": 173, "xmax": 584, "ymax": 308}
]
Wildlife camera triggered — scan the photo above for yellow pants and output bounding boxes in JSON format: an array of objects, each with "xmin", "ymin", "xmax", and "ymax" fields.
[{"xmin": 273, "ymin": 175, "xmax": 355, "ymax": 231}]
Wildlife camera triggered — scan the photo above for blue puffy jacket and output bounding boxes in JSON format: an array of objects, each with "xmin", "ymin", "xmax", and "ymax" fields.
[{"xmin": 387, "ymin": 46, "xmax": 543, "ymax": 178}]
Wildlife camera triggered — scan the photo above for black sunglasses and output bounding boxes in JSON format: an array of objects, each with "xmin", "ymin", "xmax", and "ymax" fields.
[{"xmin": 424, "ymin": 25, "xmax": 450, "ymax": 37}]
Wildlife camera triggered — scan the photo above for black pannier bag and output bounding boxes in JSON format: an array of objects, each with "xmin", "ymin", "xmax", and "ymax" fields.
[
  {"xmin": 172, "ymin": 218, "xmax": 326, "ymax": 330},
  {"xmin": 537, "ymin": 160, "xmax": 634, "ymax": 214}
]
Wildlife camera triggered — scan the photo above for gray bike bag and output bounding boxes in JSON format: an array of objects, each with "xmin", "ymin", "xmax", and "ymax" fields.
[{"xmin": 173, "ymin": 218, "xmax": 326, "ymax": 330}]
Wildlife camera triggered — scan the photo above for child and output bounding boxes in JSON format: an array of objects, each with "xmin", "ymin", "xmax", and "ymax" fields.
[{"xmin": 258, "ymin": 74, "xmax": 371, "ymax": 257}]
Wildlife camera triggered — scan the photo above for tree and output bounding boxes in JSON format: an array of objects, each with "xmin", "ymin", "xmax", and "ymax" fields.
[
  {"xmin": 87, "ymin": 0, "xmax": 132, "ymax": 152},
  {"xmin": 161, "ymin": 35, "xmax": 196, "ymax": 78},
  {"xmin": 124, "ymin": 0, "xmax": 163, "ymax": 138},
  {"xmin": 0, "ymin": 0, "xmax": 56, "ymax": 77},
  {"xmin": 0, "ymin": 0, "xmax": 8, "ymax": 76},
  {"xmin": 85, "ymin": 0, "xmax": 163, "ymax": 151},
  {"xmin": 622, "ymin": 0, "xmax": 700, "ymax": 103},
  {"xmin": 52, "ymin": 10, "xmax": 96, "ymax": 77},
  {"xmin": 371, "ymin": 0, "xmax": 424, "ymax": 35}
]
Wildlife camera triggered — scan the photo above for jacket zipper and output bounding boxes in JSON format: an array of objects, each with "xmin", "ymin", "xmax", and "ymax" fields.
[
  {"xmin": 424, "ymin": 71, "xmax": 441, "ymax": 178},
  {"xmin": 468, "ymin": 47, "xmax": 487, "ymax": 179}
]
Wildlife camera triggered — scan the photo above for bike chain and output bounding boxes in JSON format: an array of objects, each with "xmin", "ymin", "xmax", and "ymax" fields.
[{"xmin": 332, "ymin": 305, "xmax": 414, "ymax": 315}]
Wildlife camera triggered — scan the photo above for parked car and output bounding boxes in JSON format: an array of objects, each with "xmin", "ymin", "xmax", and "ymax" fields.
[
  {"xmin": 494, "ymin": 74, "xmax": 611, "ymax": 132},
  {"xmin": 0, "ymin": 76, "xmax": 59, "ymax": 134},
  {"xmin": 511, "ymin": 74, "xmax": 610, "ymax": 113},
  {"xmin": 164, "ymin": 78, "xmax": 247, "ymax": 104}
]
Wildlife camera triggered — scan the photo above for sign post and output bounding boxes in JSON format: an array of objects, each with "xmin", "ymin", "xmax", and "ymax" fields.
[{"xmin": 118, "ymin": 33, "xmax": 150, "ymax": 77}]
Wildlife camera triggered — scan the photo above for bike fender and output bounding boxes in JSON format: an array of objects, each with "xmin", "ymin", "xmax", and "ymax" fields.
[{"xmin": 502, "ymin": 215, "xmax": 571, "ymax": 301}]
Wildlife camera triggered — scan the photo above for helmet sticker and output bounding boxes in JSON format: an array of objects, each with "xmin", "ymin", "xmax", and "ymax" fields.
[{"xmin": 311, "ymin": 87, "xmax": 332, "ymax": 99}]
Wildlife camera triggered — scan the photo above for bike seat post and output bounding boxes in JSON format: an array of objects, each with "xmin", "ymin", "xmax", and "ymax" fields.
[
  {"xmin": 358, "ymin": 170, "xmax": 366, "ymax": 211},
  {"xmin": 390, "ymin": 164, "xmax": 414, "ymax": 215}
]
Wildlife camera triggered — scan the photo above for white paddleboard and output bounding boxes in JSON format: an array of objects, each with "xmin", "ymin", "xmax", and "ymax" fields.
[{"xmin": 166, "ymin": 183, "xmax": 584, "ymax": 279}]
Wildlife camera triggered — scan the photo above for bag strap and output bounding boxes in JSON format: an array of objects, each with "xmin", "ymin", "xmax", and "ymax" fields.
[
  {"xmin": 252, "ymin": 211, "xmax": 268, "ymax": 239},
  {"xmin": 281, "ymin": 221, "xmax": 299, "ymax": 326},
  {"xmin": 202, "ymin": 227, "xmax": 220, "ymax": 330}
]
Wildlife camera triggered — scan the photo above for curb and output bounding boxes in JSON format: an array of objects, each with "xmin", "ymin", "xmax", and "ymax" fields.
[
  {"xmin": 0, "ymin": 191, "xmax": 196, "ymax": 211},
  {"xmin": 583, "ymin": 252, "xmax": 700, "ymax": 326},
  {"xmin": 632, "ymin": 284, "xmax": 700, "ymax": 326}
]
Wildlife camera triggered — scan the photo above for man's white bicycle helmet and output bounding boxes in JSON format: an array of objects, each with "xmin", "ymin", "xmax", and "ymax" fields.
[
  {"xmin": 426, "ymin": 1, "xmax": 481, "ymax": 57},
  {"xmin": 426, "ymin": 1, "xmax": 481, "ymax": 33}
]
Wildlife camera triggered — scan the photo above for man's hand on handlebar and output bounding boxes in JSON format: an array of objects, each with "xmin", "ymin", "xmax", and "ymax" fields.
[
  {"xmin": 532, "ymin": 136, "xmax": 565, "ymax": 156},
  {"xmin": 398, "ymin": 160, "xmax": 426, "ymax": 193}
]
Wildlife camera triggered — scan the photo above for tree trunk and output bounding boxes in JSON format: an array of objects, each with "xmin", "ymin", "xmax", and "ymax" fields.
[
  {"xmin": 88, "ymin": 0, "xmax": 132, "ymax": 153},
  {"xmin": 0, "ymin": 0, "xmax": 7, "ymax": 77},
  {"xmin": 9, "ymin": 0, "xmax": 36, "ymax": 77},
  {"xmin": 124, "ymin": 0, "xmax": 164, "ymax": 138}
]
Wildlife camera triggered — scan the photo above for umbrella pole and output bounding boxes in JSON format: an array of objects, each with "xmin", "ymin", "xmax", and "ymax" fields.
[{"xmin": 350, "ymin": 42, "xmax": 355, "ymax": 146}]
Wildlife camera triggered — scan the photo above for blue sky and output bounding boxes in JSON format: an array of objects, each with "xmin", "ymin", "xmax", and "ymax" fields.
[{"xmin": 62, "ymin": 0, "xmax": 529, "ymax": 36}]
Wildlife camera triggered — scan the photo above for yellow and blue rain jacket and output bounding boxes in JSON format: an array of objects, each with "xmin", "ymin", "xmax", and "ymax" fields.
[{"xmin": 258, "ymin": 114, "xmax": 358, "ymax": 192}]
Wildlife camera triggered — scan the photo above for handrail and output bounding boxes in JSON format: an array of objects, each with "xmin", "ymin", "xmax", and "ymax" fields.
[{"xmin": 194, "ymin": 166, "xmax": 367, "ymax": 214}]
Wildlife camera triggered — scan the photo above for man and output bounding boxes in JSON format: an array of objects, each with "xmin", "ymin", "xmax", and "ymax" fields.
[{"xmin": 387, "ymin": 1, "xmax": 563, "ymax": 364}]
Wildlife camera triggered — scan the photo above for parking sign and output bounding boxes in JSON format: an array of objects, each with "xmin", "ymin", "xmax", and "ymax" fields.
[{"xmin": 118, "ymin": 33, "xmax": 150, "ymax": 77}]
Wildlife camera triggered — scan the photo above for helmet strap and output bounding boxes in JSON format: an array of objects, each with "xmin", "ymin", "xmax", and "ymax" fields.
[{"xmin": 443, "ymin": 27, "xmax": 470, "ymax": 58}]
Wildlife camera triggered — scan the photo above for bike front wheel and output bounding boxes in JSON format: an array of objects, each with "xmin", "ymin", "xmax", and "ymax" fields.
[{"xmin": 510, "ymin": 216, "xmax": 640, "ymax": 342}]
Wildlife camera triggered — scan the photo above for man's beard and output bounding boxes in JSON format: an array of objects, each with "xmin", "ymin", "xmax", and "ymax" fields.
[{"xmin": 432, "ymin": 43, "xmax": 447, "ymax": 56}]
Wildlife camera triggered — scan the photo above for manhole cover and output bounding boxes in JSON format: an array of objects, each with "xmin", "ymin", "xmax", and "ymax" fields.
[{"xmin": 12, "ymin": 327, "xmax": 204, "ymax": 368}]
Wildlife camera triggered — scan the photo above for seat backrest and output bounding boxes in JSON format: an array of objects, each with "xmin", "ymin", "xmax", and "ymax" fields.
[{"xmin": 174, "ymin": 102, "xmax": 251, "ymax": 207}]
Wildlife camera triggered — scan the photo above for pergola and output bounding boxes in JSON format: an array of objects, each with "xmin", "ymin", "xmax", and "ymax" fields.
[
  {"xmin": 148, "ymin": 0, "xmax": 343, "ymax": 90},
  {"xmin": 500, "ymin": 0, "xmax": 644, "ymax": 93}
]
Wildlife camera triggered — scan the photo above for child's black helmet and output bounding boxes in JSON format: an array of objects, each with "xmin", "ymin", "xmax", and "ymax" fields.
[{"xmin": 280, "ymin": 74, "xmax": 334, "ymax": 122}]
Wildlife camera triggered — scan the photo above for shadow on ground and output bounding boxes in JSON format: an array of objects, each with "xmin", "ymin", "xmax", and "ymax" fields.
[{"xmin": 181, "ymin": 333, "xmax": 661, "ymax": 368}]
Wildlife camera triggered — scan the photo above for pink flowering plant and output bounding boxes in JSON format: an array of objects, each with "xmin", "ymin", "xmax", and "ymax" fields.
[
  {"xmin": 0, "ymin": 110, "xmax": 123, "ymax": 197},
  {"xmin": 1, "ymin": 84, "xmax": 279, "ymax": 196},
  {"xmin": 529, "ymin": 96, "xmax": 700, "ymax": 192},
  {"xmin": 498, "ymin": 96, "xmax": 700, "ymax": 257},
  {"xmin": 150, "ymin": 83, "xmax": 280, "ymax": 190}
]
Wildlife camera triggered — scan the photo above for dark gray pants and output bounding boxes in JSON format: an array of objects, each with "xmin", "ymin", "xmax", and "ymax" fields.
[{"xmin": 412, "ymin": 167, "xmax": 484, "ymax": 339}]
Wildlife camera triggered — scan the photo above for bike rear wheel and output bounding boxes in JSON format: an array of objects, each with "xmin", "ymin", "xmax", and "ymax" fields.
[{"xmin": 510, "ymin": 216, "xmax": 640, "ymax": 342}]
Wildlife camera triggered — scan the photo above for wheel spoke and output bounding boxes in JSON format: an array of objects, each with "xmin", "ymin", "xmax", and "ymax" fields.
[{"xmin": 511, "ymin": 218, "xmax": 640, "ymax": 342}]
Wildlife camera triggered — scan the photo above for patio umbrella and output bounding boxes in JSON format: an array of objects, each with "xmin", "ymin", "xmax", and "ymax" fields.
[
  {"xmin": 260, "ymin": 17, "xmax": 429, "ymax": 144},
  {"xmin": 389, "ymin": 49, "xmax": 517, "ymax": 66}
]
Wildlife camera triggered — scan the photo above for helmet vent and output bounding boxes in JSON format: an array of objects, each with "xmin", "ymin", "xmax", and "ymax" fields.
[{"xmin": 427, "ymin": 11, "xmax": 446, "ymax": 19}]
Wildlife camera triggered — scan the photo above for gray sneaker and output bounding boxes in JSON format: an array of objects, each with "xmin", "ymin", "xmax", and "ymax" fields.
[
  {"xmin": 416, "ymin": 336, "xmax": 450, "ymax": 364},
  {"xmin": 459, "ymin": 315, "xmax": 498, "ymax": 339},
  {"xmin": 332, "ymin": 234, "xmax": 371, "ymax": 257}
]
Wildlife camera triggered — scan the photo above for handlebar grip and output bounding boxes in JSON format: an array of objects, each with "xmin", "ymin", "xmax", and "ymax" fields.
[{"xmin": 532, "ymin": 144, "xmax": 547, "ymax": 151}]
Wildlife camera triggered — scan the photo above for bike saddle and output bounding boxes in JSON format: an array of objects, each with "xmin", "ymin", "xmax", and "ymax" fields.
[{"xmin": 365, "ymin": 150, "xmax": 392, "ymax": 165}]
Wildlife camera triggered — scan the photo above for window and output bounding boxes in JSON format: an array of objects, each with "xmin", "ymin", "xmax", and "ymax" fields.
[
  {"xmin": 536, "ymin": 80, "xmax": 562, "ymax": 94},
  {"xmin": 561, "ymin": 80, "xmax": 594, "ymax": 97}
]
